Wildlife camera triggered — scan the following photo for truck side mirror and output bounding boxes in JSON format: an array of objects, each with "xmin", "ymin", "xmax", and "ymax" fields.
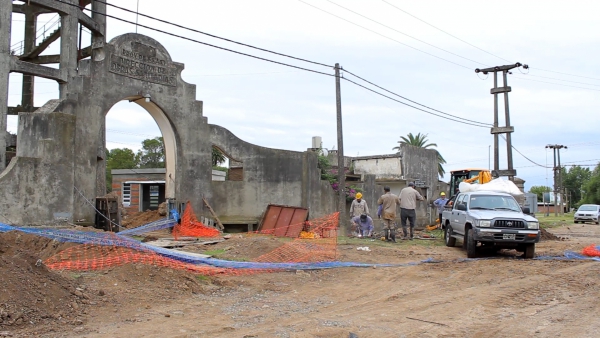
[
  {"xmin": 457, "ymin": 204, "xmax": 467, "ymax": 211},
  {"xmin": 522, "ymin": 207, "xmax": 531, "ymax": 214}
]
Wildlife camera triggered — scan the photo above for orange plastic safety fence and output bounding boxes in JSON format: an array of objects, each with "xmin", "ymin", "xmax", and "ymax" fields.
[
  {"xmin": 44, "ymin": 242, "xmax": 271, "ymax": 276},
  {"xmin": 172, "ymin": 201, "xmax": 220, "ymax": 239},
  {"xmin": 255, "ymin": 237, "xmax": 338, "ymax": 263},
  {"xmin": 43, "ymin": 212, "xmax": 340, "ymax": 276},
  {"xmin": 582, "ymin": 244, "xmax": 600, "ymax": 257}
]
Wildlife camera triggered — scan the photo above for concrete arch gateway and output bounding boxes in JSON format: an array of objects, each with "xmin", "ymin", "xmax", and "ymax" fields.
[
  {"xmin": 1, "ymin": 32, "xmax": 213, "ymax": 224},
  {"xmin": 0, "ymin": 1, "xmax": 337, "ymax": 227}
]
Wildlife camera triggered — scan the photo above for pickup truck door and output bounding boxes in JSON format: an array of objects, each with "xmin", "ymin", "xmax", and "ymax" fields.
[{"xmin": 451, "ymin": 194, "xmax": 467, "ymax": 235}]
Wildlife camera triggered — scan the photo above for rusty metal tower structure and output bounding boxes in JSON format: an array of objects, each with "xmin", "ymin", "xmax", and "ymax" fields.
[
  {"xmin": 1, "ymin": 0, "xmax": 107, "ymax": 170},
  {"xmin": 475, "ymin": 62, "xmax": 528, "ymax": 181}
]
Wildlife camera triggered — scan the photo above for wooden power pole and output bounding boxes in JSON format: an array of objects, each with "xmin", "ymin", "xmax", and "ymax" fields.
[{"xmin": 334, "ymin": 63, "xmax": 345, "ymax": 231}]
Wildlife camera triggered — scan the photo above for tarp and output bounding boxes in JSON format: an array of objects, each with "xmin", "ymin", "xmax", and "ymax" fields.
[{"xmin": 459, "ymin": 178, "xmax": 523, "ymax": 196}]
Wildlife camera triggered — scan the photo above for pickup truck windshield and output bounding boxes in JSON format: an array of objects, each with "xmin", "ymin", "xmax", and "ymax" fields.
[{"xmin": 469, "ymin": 195, "xmax": 521, "ymax": 212}]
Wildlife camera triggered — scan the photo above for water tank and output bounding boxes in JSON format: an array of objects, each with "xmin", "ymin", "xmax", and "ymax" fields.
[{"xmin": 312, "ymin": 136, "xmax": 322, "ymax": 149}]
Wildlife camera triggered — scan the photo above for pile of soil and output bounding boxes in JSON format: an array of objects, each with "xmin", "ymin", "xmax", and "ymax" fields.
[
  {"xmin": 541, "ymin": 227, "xmax": 560, "ymax": 241},
  {"xmin": 0, "ymin": 231, "xmax": 99, "ymax": 331},
  {"xmin": 121, "ymin": 210, "xmax": 163, "ymax": 228}
]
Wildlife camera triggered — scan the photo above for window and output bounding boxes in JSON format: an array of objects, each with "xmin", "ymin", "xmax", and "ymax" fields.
[{"xmin": 122, "ymin": 183, "xmax": 131, "ymax": 207}]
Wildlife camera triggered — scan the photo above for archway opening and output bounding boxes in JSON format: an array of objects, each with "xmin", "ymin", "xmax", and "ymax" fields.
[{"xmin": 105, "ymin": 98, "xmax": 177, "ymax": 213}]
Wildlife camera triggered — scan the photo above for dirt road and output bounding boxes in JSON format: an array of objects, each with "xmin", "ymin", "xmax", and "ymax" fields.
[{"xmin": 3, "ymin": 223, "xmax": 600, "ymax": 338}]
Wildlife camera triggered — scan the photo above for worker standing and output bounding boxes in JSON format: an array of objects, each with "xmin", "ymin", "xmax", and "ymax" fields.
[
  {"xmin": 349, "ymin": 192, "xmax": 369, "ymax": 218},
  {"xmin": 399, "ymin": 182, "xmax": 425, "ymax": 240},
  {"xmin": 377, "ymin": 186, "xmax": 401, "ymax": 242},
  {"xmin": 433, "ymin": 192, "xmax": 448, "ymax": 227}
]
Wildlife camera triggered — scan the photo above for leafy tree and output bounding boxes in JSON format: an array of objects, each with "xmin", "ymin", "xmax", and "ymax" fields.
[
  {"xmin": 528, "ymin": 185, "xmax": 552, "ymax": 202},
  {"xmin": 561, "ymin": 165, "xmax": 592, "ymax": 205},
  {"xmin": 393, "ymin": 132, "xmax": 446, "ymax": 178},
  {"xmin": 105, "ymin": 148, "xmax": 139, "ymax": 191},
  {"xmin": 212, "ymin": 147, "xmax": 226, "ymax": 166},
  {"xmin": 137, "ymin": 137, "xmax": 165, "ymax": 168},
  {"xmin": 582, "ymin": 163, "xmax": 600, "ymax": 205}
]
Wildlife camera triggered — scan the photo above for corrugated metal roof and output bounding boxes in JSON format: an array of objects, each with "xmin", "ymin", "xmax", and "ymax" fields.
[{"xmin": 258, "ymin": 204, "xmax": 308, "ymax": 238}]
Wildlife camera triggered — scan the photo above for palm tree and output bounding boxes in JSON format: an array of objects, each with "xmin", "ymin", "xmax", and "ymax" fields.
[{"xmin": 393, "ymin": 132, "xmax": 446, "ymax": 178}]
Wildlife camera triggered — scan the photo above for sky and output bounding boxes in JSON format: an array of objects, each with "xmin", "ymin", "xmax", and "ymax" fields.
[{"xmin": 7, "ymin": 0, "xmax": 600, "ymax": 191}]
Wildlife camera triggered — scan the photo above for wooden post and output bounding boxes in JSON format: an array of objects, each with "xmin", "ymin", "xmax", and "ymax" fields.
[
  {"xmin": 334, "ymin": 63, "xmax": 345, "ymax": 231},
  {"xmin": 202, "ymin": 197, "xmax": 224, "ymax": 231}
]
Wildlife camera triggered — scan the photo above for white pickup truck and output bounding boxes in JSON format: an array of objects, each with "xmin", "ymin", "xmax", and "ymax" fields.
[{"xmin": 442, "ymin": 190, "xmax": 540, "ymax": 259}]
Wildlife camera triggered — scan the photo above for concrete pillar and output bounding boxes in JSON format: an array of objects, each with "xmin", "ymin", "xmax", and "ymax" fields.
[
  {"xmin": 91, "ymin": 0, "xmax": 106, "ymax": 62},
  {"xmin": 59, "ymin": 0, "xmax": 79, "ymax": 98},
  {"xmin": 0, "ymin": 0, "xmax": 12, "ymax": 171},
  {"xmin": 21, "ymin": 9, "xmax": 36, "ymax": 111}
]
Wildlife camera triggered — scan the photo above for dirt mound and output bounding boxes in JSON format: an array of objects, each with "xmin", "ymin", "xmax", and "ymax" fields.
[
  {"xmin": 121, "ymin": 210, "xmax": 163, "ymax": 228},
  {"xmin": 541, "ymin": 227, "xmax": 560, "ymax": 241},
  {"xmin": 0, "ymin": 231, "xmax": 98, "ymax": 331}
]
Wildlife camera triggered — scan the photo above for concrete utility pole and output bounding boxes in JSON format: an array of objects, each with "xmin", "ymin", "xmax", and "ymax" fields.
[
  {"xmin": 546, "ymin": 144, "xmax": 567, "ymax": 216},
  {"xmin": 334, "ymin": 63, "xmax": 345, "ymax": 230},
  {"xmin": 475, "ymin": 63, "xmax": 528, "ymax": 181}
]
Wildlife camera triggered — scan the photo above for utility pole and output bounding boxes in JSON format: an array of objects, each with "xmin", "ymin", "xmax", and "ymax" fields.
[
  {"xmin": 546, "ymin": 144, "xmax": 567, "ymax": 216},
  {"xmin": 334, "ymin": 63, "xmax": 346, "ymax": 231},
  {"xmin": 475, "ymin": 63, "xmax": 528, "ymax": 181}
]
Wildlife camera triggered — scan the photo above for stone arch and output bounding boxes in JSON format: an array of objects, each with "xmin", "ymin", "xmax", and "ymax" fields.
[
  {"xmin": 111, "ymin": 97, "xmax": 178, "ymax": 199},
  {"xmin": 0, "ymin": 33, "xmax": 214, "ymax": 225}
]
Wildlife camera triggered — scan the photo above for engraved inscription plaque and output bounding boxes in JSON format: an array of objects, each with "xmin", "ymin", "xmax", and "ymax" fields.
[{"xmin": 109, "ymin": 42, "xmax": 177, "ymax": 86}]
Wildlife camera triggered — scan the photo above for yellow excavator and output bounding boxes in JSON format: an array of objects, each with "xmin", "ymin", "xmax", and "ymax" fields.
[{"xmin": 448, "ymin": 168, "xmax": 493, "ymax": 199}]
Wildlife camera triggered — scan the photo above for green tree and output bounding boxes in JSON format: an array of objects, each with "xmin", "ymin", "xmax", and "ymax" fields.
[
  {"xmin": 393, "ymin": 132, "xmax": 446, "ymax": 178},
  {"xmin": 105, "ymin": 148, "xmax": 139, "ymax": 191},
  {"xmin": 582, "ymin": 163, "xmax": 600, "ymax": 205},
  {"xmin": 528, "ymin": 185, "xmax": 552, "ymax": 202},
  {"xmin": 137, "ymin": 137, "xmax": 165, "ymax": 168},
  {"xmin": 212, "ymin": 147, "xmax": 226, "ymax": 166},
  {"xmin": 561, "ymin": 165, "xmax": 592, "ymax": 205}
]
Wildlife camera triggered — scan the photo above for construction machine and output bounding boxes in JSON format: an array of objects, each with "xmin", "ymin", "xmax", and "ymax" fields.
[{"xmin": 448, "ymin": 168, "xmax": 493, "ymax": 199}]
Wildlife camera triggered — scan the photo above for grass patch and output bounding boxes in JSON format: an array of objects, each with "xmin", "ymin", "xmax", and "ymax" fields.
[
  {"xmin": 195, "ymin": 275, "xmax": 210, "ymax": 282},
  {"xmin": 535, "ymin": 213, "xmax": 574, "ymax": 228},
  {"xmin": 202, "ymin": 249, "xmax": 228, "ymax": 257}
]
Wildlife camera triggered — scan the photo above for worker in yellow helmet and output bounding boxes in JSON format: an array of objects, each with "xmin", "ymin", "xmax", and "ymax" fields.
[
  {"xmin": 433, "ymin": 192, "xmax": 448, "ymax": 227},
  {"xmin": 350, "ymin": 192, "xmax": 369, "ymax": 219}
]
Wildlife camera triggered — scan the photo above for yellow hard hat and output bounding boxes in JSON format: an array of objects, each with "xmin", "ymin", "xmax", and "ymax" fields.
[
  {"xmin": 356, "ymin": 192, "xmax": 363, "ymax": 199},
  {"xmin": 441, "ymin": 192, "xmax": 446, "ymax": 196}
]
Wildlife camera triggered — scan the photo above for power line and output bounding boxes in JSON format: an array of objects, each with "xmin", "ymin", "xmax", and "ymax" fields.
[
  {"xmin": 380, "ymin": 1, "xmax": 600, "ymax": 82},
  {"xmin": 524, "ymin": 74, "xmax": 600, "ymax": 87},
  {"xmin": 341, "ymin": 77, "xmax": 490, "ymax": 128},
  {"xmin": 511, "ymin": 76, "xmax": 600, "ymax": 92},
  {"xmin": 325, "ymin": 0, "xmax": 486, "ymax": 66},
  {"xmin": 54, "ymin": 0, "xmax": 335, "ymax": 78},
  {"xmin": 342, "ymin": 68, "xmax": 491, "ymax": 127},
  {"xmin": 94, "ymin": 0, "xmax": 333, "ymax": 68},
  {"xmin": 297, "ymin": 0, "xmax": 472, "ymax": 70},
  {"xmin": 528, "ymin": 67, "xmax": 600, "ymax": 82},
  {"xmin": 380, "ymin": 0, "xmax": 512, "ymax": 64}
]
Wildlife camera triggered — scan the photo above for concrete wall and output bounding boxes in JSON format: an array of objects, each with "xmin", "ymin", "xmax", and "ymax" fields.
[
  {"xmin": 0, "ymin": 111, "xmax": 75, "ymax": 224},
  {"xmin": 209, "ymin": 125, "xmax": 337, "ymax": 224},
  {"xmin": 353, "ymin": 155, "xmax": 403, "ymax": 180}
]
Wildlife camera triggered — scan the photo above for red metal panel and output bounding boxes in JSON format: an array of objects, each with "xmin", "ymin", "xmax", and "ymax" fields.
[
  {"xmin": 258, "ymin": 204, "xmax": 308, "ymax": 238},
  {"xmin": 285, "ymin": 209, "xmax": 309, "ymax": 237},
  {"xmin": 260, "ymin": 206, "xmax": 283, "ymax": 232},
  {"xmin": 273, "ymin": 208, "xmax": 294, "ymax": 237}
]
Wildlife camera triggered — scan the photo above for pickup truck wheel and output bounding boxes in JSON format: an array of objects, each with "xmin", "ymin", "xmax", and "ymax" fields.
[
  {"xmin": 523, "ymin": 243, "xmax": 535, "ymax": 259},
  {"xmin": 444, "ymin": 226, "xmax": 456, "ymax": 247},
  {"xmin": 466, "ymin": 228, "xmax": 477, "ymax": 258}
]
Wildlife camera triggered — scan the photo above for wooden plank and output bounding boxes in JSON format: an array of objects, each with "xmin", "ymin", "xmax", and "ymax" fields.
[
  {"xmin": 152, "ymin": 248, "xmax": 212, "ymax": 259},
  {"xmin": 202, "ymin": 197, "xmax": 224, "ymax": 230},
  {"xmin": 145, "ymin": 239, "xmax": 223, "ymax": 248}
]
